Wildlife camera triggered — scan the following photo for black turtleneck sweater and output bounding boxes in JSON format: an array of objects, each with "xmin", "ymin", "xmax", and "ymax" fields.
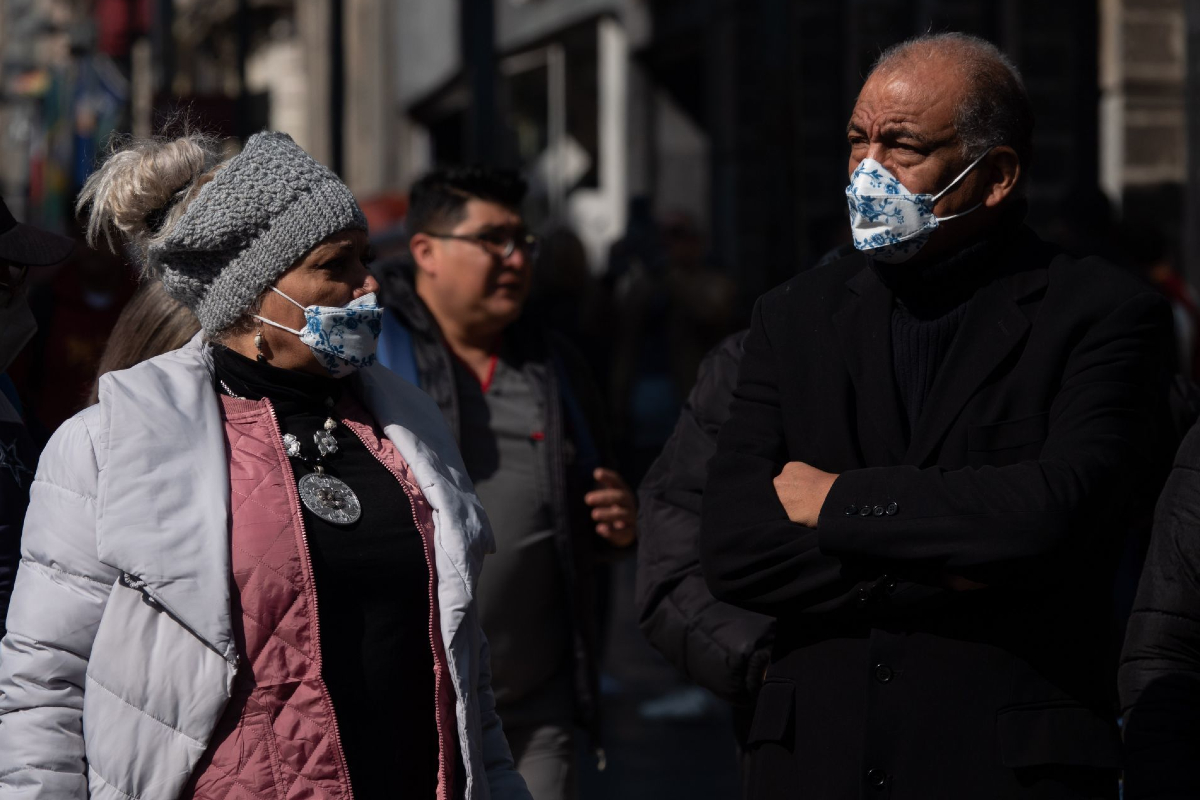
[
  {"xmin": 212, "ymin": 346, "xmax": 437, "ymax": 798},
  {"xmin": 872, "ymin": 236, "xmax": 1004, "ymax": 437}
]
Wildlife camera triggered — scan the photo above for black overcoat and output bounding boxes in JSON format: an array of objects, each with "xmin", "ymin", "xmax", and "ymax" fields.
[{"xmin": 700, "ymin": 227, "xmax": 1175, "ymax": 799}]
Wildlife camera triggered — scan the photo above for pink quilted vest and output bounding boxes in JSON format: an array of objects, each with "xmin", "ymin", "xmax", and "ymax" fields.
[{"xmin": 183, "ymin": 394, "xmax": 457, "ymax": 800}]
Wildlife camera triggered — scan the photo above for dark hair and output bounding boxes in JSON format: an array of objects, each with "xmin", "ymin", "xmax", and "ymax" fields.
[
  {"xmin": 871, "ymin": 32, "xmax": 1034, "ymax": 187},
  {"xmin": 406, "ymin": 166, "xmax": 528, "ymax": 235},
  {"xmin": 88, "ymin": 279, "xmax": 201, "ymax": 404}
]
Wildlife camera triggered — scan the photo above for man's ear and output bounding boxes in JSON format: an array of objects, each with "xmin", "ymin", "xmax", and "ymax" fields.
[
  {"xmin": 409, "ymin": 233, "xmax": 438, "ymax": 278},
  {"xmin": 983, "ymin": 146, "xmax": 1020, "ymax": 208}
]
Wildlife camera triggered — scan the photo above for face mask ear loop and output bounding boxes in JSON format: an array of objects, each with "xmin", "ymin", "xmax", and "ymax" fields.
[
  {"xmin": 934, "ymin": 202, "xmax": 984, "ymax": 224},
  {"xmin": 930, "ymin": 147, "xmax": 994, "ymax": 203},
  {"xmin": 269, "ymin": 285, "xmax": 309, "ymax": 311},
  {"xmin": 253, "ymin": 314, "xmax": 305, "ymax": 337},
  {"xmin": 252, "ymin": 285, "xmax": 310, "ymax": 336}
]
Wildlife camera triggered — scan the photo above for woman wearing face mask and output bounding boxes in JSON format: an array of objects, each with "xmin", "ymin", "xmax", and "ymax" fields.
[{"xmin": 0, "ymin": 131, "xmax": 531, "ymax": 800}]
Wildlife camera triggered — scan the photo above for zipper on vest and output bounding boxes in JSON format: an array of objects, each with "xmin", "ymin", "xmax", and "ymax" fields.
[
  {"xmin": 344, "ymin": 422, "xmax": 452, "ymax": 800},
  {"xmin": 261, "ymin": 399, "xmax": 355, "ymax": 798},
  {"xmin": 119, "ymin": 573, "xmax": 239, "ymax": 668}
]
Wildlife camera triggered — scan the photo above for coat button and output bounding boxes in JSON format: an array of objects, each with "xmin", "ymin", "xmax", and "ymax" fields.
[
  {"xmin": 874, "ymin": 664, "xmax": 893, "ymax": 683},
  {"xmin": 856, "ymin": 587, "xmax": 872, "ymax": 608},
  {"xmin": 873, "ymin": 506, "xmax": 885, "ymax": 517},
  {"xmin": 866, "ymin": 768, "xmax": 887, "ymax": 789},
  {"xmin": 885, "ymin": 502, "xmax": 899, "ymax": 516},
  {"xmin": 859, "ymin": 505, "xmax": 872, "ymax": 517},
  {"xmin": 844, "ymin": 504, "xmax": 859, "ymax": 516}
]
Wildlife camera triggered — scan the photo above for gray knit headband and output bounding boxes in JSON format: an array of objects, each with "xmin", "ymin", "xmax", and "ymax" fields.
[{"xmin": 149, "ymin": 131, "xmax": 367, "ymax": 334}]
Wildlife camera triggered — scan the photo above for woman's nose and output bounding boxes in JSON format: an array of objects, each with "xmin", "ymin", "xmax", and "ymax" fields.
[{"xmin": 355, "ymin": 272, "xmax": 380, "ymax": 299}]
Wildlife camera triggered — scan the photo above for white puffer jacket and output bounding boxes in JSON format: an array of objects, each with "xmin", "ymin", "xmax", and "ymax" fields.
[{"xmin": 0, "ymin": 337, "xmax": 530, "ymax": 800}]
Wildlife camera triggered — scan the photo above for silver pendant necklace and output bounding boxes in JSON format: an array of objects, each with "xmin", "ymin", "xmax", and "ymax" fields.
[{"xmin": 220, "ymin": 380, "xmax": 362, "ymax": 526}]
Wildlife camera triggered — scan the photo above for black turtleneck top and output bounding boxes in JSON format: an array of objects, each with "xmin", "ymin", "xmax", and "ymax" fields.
[
  {"xmin": 212, "ymin": 346, "xmax": 437, "ymax": 798},
  {"xmin": 872, "ymin": 234, "xmax": 1008, "ymax": 437}
]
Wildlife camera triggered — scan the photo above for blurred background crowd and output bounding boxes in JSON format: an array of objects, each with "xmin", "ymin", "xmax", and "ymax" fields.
[{"xmin": 0, "ymin": 1, "xmax": 1196, "ymax": 797}]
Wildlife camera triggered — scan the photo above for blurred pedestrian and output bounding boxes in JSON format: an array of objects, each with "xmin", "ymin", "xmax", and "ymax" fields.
[
  {"xmin": 607, "ymin": 206, "xmax": 737, "ymax": 484},
  {"xmin": 374, "ymin": 166, "xmax": 636, "ymax": 800},
  {"xmin": 635, "ymin": 330, "xmax": 772, "ymax": 763},
  {"xmin": 1120, "ymin": 423, "xmax": 1200, "ymax": 799},
  {"xmin": 701, "ymin": 32, "xmax": 1175, "ymax": 799},
  {"xmin": 0, "ymin": 132, "xmax": 530, "ymax": 800},
  {"xmin": 87, "ymin": 278, "xmax": 200, "ymax": 404},
  {"xmin": 1114, "ymin": 221, "xmax": 1200, "ymax": 380},
  {"xmin": 635, "ymin": 243, "xmax": 848, "ymax": 787},
  {"xmin": 8, "ymin": 224, "xmax": 136, "ymax": 431},
  {"xmin": 0, "ymin": 196, "xmax": 75, "ymax": 640},
  {"xmin": 528, "ymin": 226, "xmax": 610, "ymax": 394}
]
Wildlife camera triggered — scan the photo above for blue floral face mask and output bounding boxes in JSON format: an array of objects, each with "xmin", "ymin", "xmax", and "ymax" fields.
[
  {"xmin": 255, "ymin": 287, "xmax": 384, "ymax": 378},
  {"xmin": 844, "ymin": 149, "xmax": 991, "ymax": 263}
]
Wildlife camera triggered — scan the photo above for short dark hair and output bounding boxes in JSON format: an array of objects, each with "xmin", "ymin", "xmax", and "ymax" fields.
[
  {"xmin": 871, "ymin": 32, "xmax": 1035, "ymax": 186},
  {"xmin": 406, "ymin": 166, "xmax": 528, "ymax": 235}
]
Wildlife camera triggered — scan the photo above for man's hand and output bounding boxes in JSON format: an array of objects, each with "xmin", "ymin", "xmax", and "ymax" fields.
[
  {"xmin": 773, "ymin": 462, "xmax": 839, "ymax": 528},
  {"xmin": 585, "ymin": 468, "xmax": 637, "ymax": 547}
]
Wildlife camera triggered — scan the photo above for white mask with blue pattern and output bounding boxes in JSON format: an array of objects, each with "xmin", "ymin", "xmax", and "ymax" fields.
[
  {"xmin": 254, "ymin": 287, "xmax": 384, "ymax": 378},
  {"xmin": 845, "ymin": 149, "xmax": 991, "ymax": 263}
]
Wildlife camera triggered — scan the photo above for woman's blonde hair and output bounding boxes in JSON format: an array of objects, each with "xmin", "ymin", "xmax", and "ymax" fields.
[
  {"xmin": 88, "ymin": 279, "xmax": 202, "ymax": 404},
  {"xmin": 76, "ymin": 132, "xmax": 226, "ymax": 275}
]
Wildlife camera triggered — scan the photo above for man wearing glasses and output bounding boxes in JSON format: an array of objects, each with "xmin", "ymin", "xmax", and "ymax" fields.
[
  {"xmin": 0, "ymin": 197, "xmax": 74, "ymax": 639},
  {"xmin": 373, "ymin": 166, "xmax": 636, "ymax": 800}
]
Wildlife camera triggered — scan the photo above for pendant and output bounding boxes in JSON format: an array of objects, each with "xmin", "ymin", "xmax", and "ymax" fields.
[
  {"xmin": 297, "ymin": 472, "xmax": 362, "ymax": 525},
  {"xmin": 314, "ymin": 425, "xmax": 338, "ymax": 456},
  {"xmin": 283, "ymin": 433, "xmax": 302, "ymax": 458}
]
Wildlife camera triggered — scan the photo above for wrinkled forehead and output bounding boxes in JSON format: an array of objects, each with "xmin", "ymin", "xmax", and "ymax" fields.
[{"xmin": 849, "ymin": 58, "xmax": 964, "ymax": 139}]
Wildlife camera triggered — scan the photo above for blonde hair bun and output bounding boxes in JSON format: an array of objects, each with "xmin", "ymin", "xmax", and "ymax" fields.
[{"xmin": 76, "ymin": 133, "xmax": 224, "ymax": 274}]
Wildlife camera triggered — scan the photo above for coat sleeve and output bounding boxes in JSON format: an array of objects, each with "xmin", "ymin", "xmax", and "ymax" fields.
[
  {"xmin": 1118, "ymin": 423, "xmax": 1200, "ymax": 800},
  {"xmin": 636, "ymin": 332, "xmax": 776, "ymax": 704},
  {"xmin": 817, "ymin": 291, "xmax": 1174, "ymax": 573},
  {"xmin": 701, "ymin": 297, "xmax": 898, "ymax": 613},
  {"xmin": 0, "ymin": 412, "xmax": 118, "ymax": 799},
  {"xmin": 474, "ymin": 624, "xmax": 532, "ymax": 800}
]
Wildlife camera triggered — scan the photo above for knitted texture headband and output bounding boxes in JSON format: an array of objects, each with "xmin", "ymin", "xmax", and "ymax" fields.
[{"xmin": 148, "ymin": 131, "xmax": 367, "ymax": 334}]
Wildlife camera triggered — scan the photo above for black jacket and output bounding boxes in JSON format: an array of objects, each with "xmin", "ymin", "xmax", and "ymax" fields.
[
  {"xmin": 636, "ymin": 331, "xmax": 775, "ymax": 708},
  {"xmin": 373, "ymin": 258, "xmax": 616, "ymax": 738},
  {"xmin": 700, "ymin": 227, "xmax": 1175, "ymax": 800},
  {"xmin": 0, "ymin": 412, "xmax": 37, "ymax": 639},
  {"xmin": 1119, "ymin": 419, "xmax": 1200, "ymax": 800}
]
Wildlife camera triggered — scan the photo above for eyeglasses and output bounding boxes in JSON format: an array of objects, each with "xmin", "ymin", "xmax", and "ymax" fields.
[{"xmin": 426, "ymin": 229, "xmax": 541, "ymax": 260}]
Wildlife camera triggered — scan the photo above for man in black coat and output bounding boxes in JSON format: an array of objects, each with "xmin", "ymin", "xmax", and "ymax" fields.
[
  {"xmin": 700, "ymin": 32, "xmax": 1175, "ymax": 800},
  {"xmin": 635, "ymin": 330, "xmax": 774, "ymax": 726},
  {"xmin": 0, "ymin": 197, "xmax": 74, "ymax": 638}
]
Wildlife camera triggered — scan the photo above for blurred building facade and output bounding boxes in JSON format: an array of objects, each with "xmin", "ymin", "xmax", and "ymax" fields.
[{"xmin": 0, "ymin": 0, "xmax": 1194, "ymax": 294}]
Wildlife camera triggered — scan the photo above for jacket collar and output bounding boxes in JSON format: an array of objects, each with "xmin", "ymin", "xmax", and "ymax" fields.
[
  {"xmin": 94, "ymin": 333, "xmax": 491, "ymax": 659},
  {"xmin": 832, "ymin": 262, "xmax": 909, "ymax": 465},
  {"xmin": 94, "ymin": 334, "xmax": 237, "ymax": 661},
  {"xmin": 903, "ymin": 260, "xmax": 1047, "ymax": 465},
  {"xmin": 832, "ymin": 226, "xmax": 1052, "ymax": 466},
  {"xmin": 373, "ymin": 257, "xmax": 439, "ymax": 336}
]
